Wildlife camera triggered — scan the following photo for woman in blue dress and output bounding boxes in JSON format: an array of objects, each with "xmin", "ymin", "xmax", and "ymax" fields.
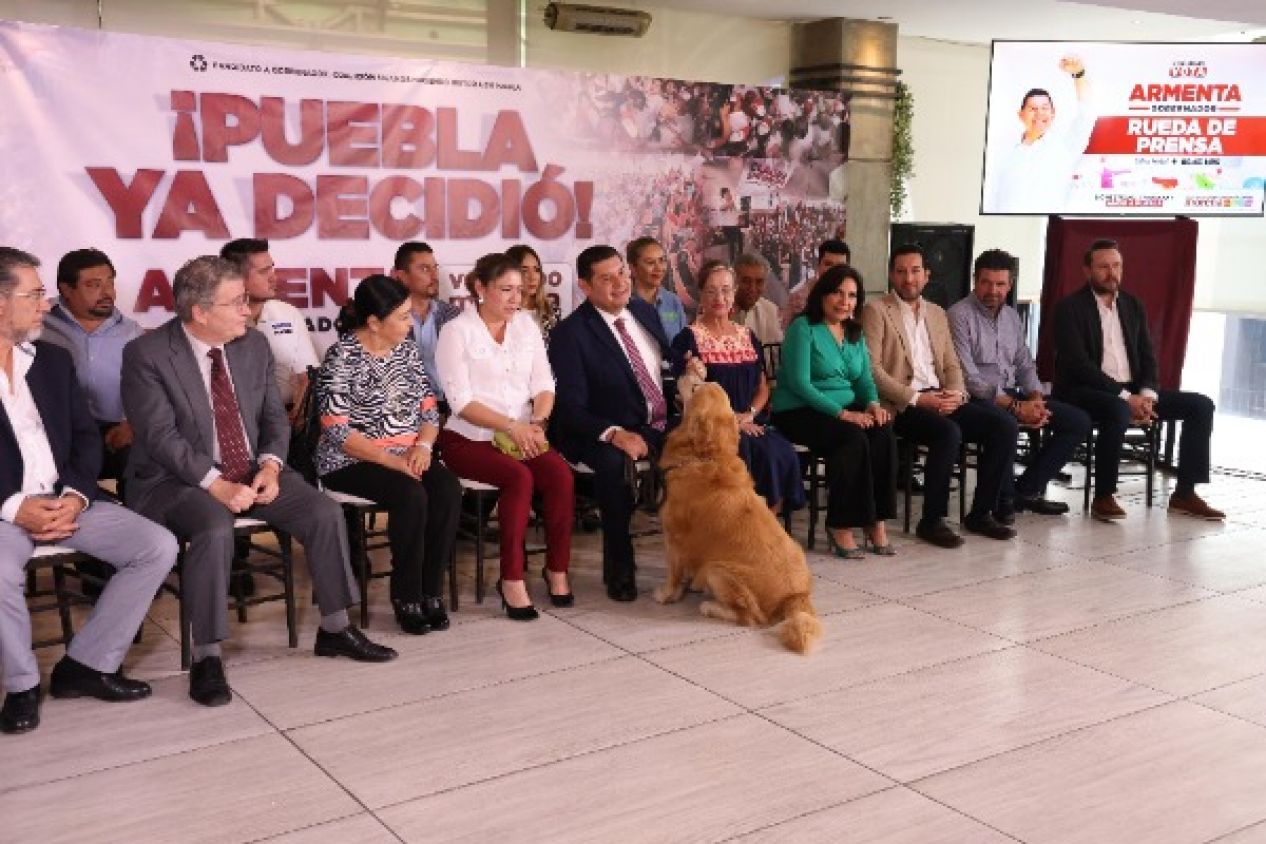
[{"xmin": 670, "ymin": 259, "xmax": 805, "ymax": 515}]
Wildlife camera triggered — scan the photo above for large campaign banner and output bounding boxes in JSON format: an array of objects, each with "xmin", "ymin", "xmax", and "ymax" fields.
[
  {"xmin": 0, "ymin": 21, "xmax": 848, "ymax": 347},
  {"xmin": 982, "ymin": 41, "xmax": 1266, "ymax": 217}
]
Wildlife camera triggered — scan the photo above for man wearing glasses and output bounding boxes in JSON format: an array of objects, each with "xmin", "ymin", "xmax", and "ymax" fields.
[
  {"xmin": 0, "ymin": 247, "xmax": 177, "ymax": 735},
  {"xmin": 122, "ymin": 256, "xmax": 397, "ymax": 708},
  {"xmin": 392, "ymin": 241, "xmax": 460, "ymax": 406}
]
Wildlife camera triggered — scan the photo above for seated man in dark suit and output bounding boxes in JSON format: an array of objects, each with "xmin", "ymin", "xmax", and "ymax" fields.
[
  {"xmin": 0, "ymin": 247, "xmax": 177, "ymax": 735},
  {"xmin": 1053, "ymin": 238, "xmax": 1221, "ymax": 521},
  {"xmin": 122, "ymin": 256, "xmax": 396, "ymax": 708},
  {"xmin": 549, "ymin": 245, "xmax": 673, "ymax": 601}
]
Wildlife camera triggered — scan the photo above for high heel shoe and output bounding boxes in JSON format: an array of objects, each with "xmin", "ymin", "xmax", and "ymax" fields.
[
  {"xmin": 496, "ymin": 580, "xmax": 539, "ymax": 621},
  {"xmin": 541, "ymin": 568, "xmax": 575, "ymax": 608},
  {"xmin": 827, "ymin": 532, "xmax": 866, "ymax": 560}
]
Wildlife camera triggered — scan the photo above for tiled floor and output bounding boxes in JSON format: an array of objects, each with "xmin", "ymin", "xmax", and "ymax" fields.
[{"xmin": 9, "ymin": 470, "xmax": 1266, "ymax": 842}]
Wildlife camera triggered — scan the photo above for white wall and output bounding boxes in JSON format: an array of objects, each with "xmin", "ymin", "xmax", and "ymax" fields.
[
  {"xmin": 897, "ymin": 36, "xmax": 1047, "ymax": 300},
  {"xmin": 525, "ymin": 3, "xmax": 790, "ymax": 85},
  {"xmin": 897, "ymin": 34, "xmax": 1266, "ymax": 315}
]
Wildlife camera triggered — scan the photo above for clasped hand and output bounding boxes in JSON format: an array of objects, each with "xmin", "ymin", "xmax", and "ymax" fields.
[{"xmin": 15, "ymin": 494, "xmax": 85, "ymax": 542}]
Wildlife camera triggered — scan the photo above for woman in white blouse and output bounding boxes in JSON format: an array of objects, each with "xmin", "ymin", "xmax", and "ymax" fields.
[{"xmin": 436, "ymin": 253, "xmax": 575, "ymax": 621}]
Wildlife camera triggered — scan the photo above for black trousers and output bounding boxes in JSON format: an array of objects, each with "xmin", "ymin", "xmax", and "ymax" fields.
[
  {"xmin": 1058, "ymin": 386, "xmax": 1214, "ymax": 498},
  {"xmin": 772, "ymin": 408, "xmax": 896, "ymax": 529},
  {"xmin": 559, "ymin": 425, "xmax": 664, "ymax": 585},
  {"xmin": 323, "ymin": 461, "xmax": 462, "ymax": 601},
  {"xmin": 893, "ymin": 400, "xmax": 1018, "ymax": 525}
]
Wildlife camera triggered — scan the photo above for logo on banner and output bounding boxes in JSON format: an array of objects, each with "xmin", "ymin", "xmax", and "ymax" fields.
[
  {"xmin": 190, "ymin": 54, "xmax": 207, "ymax": 72},
  {"xmin": 1169, "ymin": 60, "xmax": 1208, "ymax": 79}
]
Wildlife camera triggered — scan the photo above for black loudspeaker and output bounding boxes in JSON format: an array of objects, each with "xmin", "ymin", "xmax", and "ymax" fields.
[{"xmin": 889, "ymin": 223, "xmax": 975, "ymax": 309}]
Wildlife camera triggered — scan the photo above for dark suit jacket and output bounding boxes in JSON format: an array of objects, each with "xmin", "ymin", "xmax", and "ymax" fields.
[
  {"xmin": 0, "ymin": 342, "xmax": 101, "ymax": 506},
  {"xmin": 121, "ymin": 319, "xmax": 289, "ymax": 514},
  {"xmin": 548, "ymin": 298, "xmax": 672, "ymax": 450},
  {"xmin": 1052, "ymin": 284, "xmax": 1159, "ymax": 396}
]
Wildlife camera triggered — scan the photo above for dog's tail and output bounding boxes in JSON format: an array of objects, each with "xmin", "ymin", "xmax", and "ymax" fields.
[{"xmin": 776, "ymin": 593, "xmax": 822, "ymax": 655}]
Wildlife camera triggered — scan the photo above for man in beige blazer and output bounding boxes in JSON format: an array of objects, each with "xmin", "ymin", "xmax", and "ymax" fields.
[{"xmin": 861, "ymin": 244, "xmax": 1019, "ymax": 547}]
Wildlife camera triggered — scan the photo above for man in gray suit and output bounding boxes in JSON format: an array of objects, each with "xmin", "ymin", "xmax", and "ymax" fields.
[
  {"xmin": 1, "ymin": 247, "xmax": 177, "ymax": 735},
  {"xmin": 122, "ymin": 256, "xmax": 396, "ymax": 708}
]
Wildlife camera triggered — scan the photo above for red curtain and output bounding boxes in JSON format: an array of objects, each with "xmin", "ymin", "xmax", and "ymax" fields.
[{"xmin": 1036, "ymin": 216, "xmax": 1198, "ymax": 390}]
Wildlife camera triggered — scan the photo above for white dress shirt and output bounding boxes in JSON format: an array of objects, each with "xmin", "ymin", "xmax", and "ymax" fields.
[
  {"xmin": 1095, "ymin": 292, "xmax": 1157, "ymax": 401},
  {"xmin": 434, "ymin": 308, "xmax": 555, "ymax": 442},
  {"xmin": 734, "ymin": 297, "xmax": 784, "ymax": 346},
  {"xmin": 898, "ymin": 297, "xmax": 940, "ymax": 395},
  {"xmin": 1, "ymin": 343, "xmax": 85, "ymax": 522},
  {"xmin": 253, "ymin": 299, "xmax": 319, "ymax": 407}
]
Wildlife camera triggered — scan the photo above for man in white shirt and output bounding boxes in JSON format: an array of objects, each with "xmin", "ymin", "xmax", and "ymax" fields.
[
  {"xmin": 780, "ymin": 239, "xmax": 850, "ymax": 330},
  {"xmin": 732, "ymin": 252, "xmax": 783, "ymax": 346},
  {"xmin": 1052, "ymin": 239, "xmax": 1222, "ymax": 521},
  {"xmin": 0, "ymin": 247, "xmax": 177, "ymax": 735},
  {"xmin": 987, "ymin": 56, "xmax": 1096, "ymax": 213},
  {"xmin": 219, "ymin": 239, "xmax": 319, "ymax": 421}
]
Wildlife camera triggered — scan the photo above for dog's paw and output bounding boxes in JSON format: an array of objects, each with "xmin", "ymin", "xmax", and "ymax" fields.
[{"xmin": 653, "ymin": 584, "xmax": 679, "ymax": 604}]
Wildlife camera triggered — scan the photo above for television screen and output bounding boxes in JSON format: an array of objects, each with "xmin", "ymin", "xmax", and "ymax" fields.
[{"xmin": 980, "ymin": 41, "xmax": 1266, "ymax": 217}]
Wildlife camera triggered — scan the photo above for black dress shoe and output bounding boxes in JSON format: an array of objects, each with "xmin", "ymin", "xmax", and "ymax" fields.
[
  {"xmin": 422, "ymin": 596, "xmax": 451, "ymax": 631},
  {"xmin": 496, "ymin": 580, "xmax": 539, "ymax": 621},
  {"xmin": 314, "ymin": 626, "xmax": 398, "ymax": 662},
  {"xmin": 50, "ymin": 656, "xmax": 152, "ymax": 702},
  {"xmin": 391, "ymin": 600, "xmax": 431, "ymax": 635},
  {"xmin": 962, "ymin": 512, "xmax": 1018, "ymax": 540},
  {"xmin": 542, "ymin": 568, "xmax": 575, "ymax": 608},
  {"xmin": 0, "ymin": 686, "xmax": 41, "ymax": 735},
  {"xmin": 993, "ymin": 509, "xmax": 1016, "ymax": 526},
  {"xmin": 606, "ymin": 578, "xmax": 638, "ymax": 602},
  {"xmin": 189, "ymin": 656, "xmax": 232, "ymax": 707},
  {"xmin": 1015, "ymin": 495, "xmax": 1070, "ymax": 516},
  {"xmin": 915, "ymin": 519, "xmax": 965, "ymax": 549}
]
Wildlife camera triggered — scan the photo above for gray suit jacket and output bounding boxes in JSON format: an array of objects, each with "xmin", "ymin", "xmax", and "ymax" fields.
[{"xmin": 121, "ymin": 318, "xmax": 289, "ymax": 514}]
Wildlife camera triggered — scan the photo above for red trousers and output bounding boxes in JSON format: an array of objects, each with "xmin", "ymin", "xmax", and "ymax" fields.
[{"xmin": 439, "ymin": 430, "xmax": 574, "ymax": 580}]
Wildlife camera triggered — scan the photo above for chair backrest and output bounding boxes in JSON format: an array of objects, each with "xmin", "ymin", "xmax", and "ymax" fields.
[
  {"xmin": 762, "ymin": 342, "xmax": 782, "ymax": 382},
  {"xmin": 287, "ymin": 366, "xmax": 322, "ymax": 484}
]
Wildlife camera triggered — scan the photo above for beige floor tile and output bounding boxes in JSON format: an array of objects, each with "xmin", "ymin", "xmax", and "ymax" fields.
[
  {"xmin": 0, "ymin": 734, "xmax": 359, "ymax": 844},
  {"xmin": 1193, "ymin": 674, "xmax": 1266, "ymax": 728},
  {"xmin": 258, "ymin": 813, "xmax": 399, "ymax": 843},
  {"xmin": 1210, "ymin": 820, "xmax": 1266, "ymax": 843},
  {"xmin": 916, "ymin": 702, "xmax": 1266, "ymax": 844},
  {"xmin": 907, "ymin": 561, "xmax": 1211, "ymax": 643},
  {"xmin": 561, "ymin": 576, "xmax": 880, "ymax": 655},
  {"xmin": 811, "ymin": 536, "xmax": 1085, "ymax": 600},
  {"xmin": 377, "ymin": 715, "xmax": 889, "ymax": 843},
  {"xmin": 1235, "ymin": 585, "xmax": 1266, "ymax": 605},
  {"xmin": 763, "ymin": 647, "xmax": 1169, "ymax": 782},
  {"xmin": 1035, "ymin": 594, "xmax": 1266, "ymax": 696},
  {"xmin": 230, "ymin": 613, "xmax": 622, "ymax": 729},
  {"xmin": 641, "ymin": 603, "xmax": 1010, "ymax": 709},
  {"xmin": 290, "ymin": 656, "xmax": 740, "ymax": 808},
  {"xmin": 1015, "ymin": 507, "xmax": 1240, "ymax": 559},
  {"xmin": 0, "ymin": 675, "xmax": 273, "ymax": 794},
  {"xmin": 1099, "ymin": 527, "xmax": 1266, "ymax": 594},
  {"xmin": 732, "ymin": 786, "xmax": 1015, "ymax": 843}
]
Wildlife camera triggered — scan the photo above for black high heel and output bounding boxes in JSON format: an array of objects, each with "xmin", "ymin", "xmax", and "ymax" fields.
[
  {"xmin": 541, "ymin": 568, "xmax": 575, "ymax": 608},
  {"xmin": 496, "ymin": 580, "xmax": 539, "ymax": 621}
]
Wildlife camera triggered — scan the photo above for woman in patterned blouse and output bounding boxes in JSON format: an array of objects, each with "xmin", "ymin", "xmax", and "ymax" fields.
[
  {"xmin": 436, "ymin": 253, "xmax": 574, "ymax": 621},
  {"xmin": 316, "ymin": 275, "xmax": 462, "ymax": 635},
  {"xmin": 507, "ymin": 243, "xmax": 560, "ymax": 345}
]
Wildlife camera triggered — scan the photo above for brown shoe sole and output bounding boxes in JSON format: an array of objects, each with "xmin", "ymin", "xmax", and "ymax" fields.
[{"xmin": 1168, "ymin": 504, "xmax": 1225, "ymax": 521}]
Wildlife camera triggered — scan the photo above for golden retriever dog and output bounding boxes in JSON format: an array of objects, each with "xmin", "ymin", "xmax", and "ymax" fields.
[{"xmin": 654, "ymin": 382, "xmax": 822, "ymax": 654}]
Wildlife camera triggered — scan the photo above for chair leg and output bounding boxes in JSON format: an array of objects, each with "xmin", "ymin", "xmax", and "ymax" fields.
[
  {"xmin": 1145, "ymin": 426, "xmax": 1156, "ymax": 508},
  {"xmin": 807, "ymin": 458, "xmax": 821, "ymax": 551},
  {"xmin": 345, "ymin": 507, "xmax": 370, "ymax": 629},
  {"xmin": 448, "ymin": 544, "xmax": 459, "ymax": 612},
  {"xmin": 903, "ymin": 442, "xmax": 914, "ymax": 534},
  {"xmin": 52, "ymin": 563, "xmax": 75, "ymax": 647},
  {"xmin": 474, "ymin": 492, "xmax": 487, "ymax": 604},
  {"xmin": 1083, "ymin": 431, "xmax": 1094, "ymax": 514},
  {"xmin": 958, "ymin": 445, "xmax": 967, "ymax": 521},
  {"xmin": 177, "ymin": 554, "xmax": 191, "ymax": 671},
  {"xmin": 280, "ymin": 533, "xmax": 297, "ymax": 648}
]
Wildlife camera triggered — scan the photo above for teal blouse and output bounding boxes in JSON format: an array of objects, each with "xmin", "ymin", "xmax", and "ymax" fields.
[{"xmin": 771, "ymin": 316, "xmax": 879, "ymax": 417}]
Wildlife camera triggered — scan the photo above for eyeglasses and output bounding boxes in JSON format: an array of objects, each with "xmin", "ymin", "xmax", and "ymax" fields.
[
  {"xmin": 12, "ymin": 287, "xmax": 48, "ymax": 301},
  {"xmin": 208, "ymin": 295, "xmax": 250, "ymax": 309}
]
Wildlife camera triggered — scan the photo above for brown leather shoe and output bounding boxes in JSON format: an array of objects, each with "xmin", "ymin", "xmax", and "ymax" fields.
[
  {"xmin": 1168, "ymin": 492, "xmax": 1225, "ymax": 520},
  {"xmin": 1091, "ymin": 495, "xmax": 1126, "ymax": 521}
]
